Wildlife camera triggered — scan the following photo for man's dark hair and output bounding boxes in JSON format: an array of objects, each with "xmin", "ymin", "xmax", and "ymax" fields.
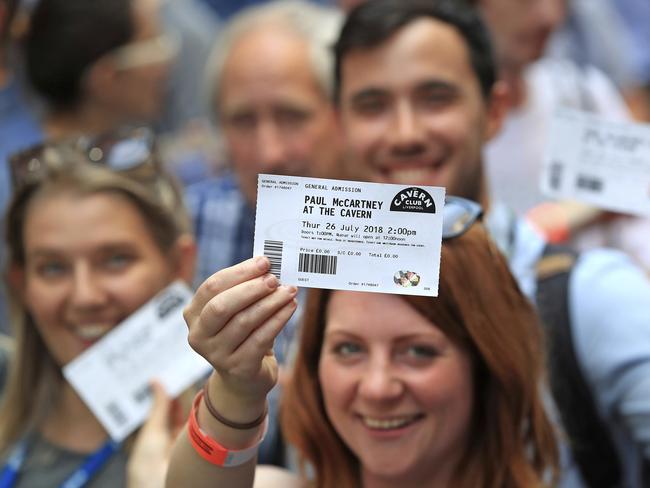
[
  {"xmin": 25, "ymin": 0, "xmax": 133, "ymax": 109},
  {"xmin": 333, "ymin": 0, "xmax": 496, "ymax": 102}
]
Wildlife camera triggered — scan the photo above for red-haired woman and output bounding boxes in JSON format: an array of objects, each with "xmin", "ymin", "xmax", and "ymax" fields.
[{"xmin": 167, "ymin": 199, "xmax": 559, "ymax": 488}]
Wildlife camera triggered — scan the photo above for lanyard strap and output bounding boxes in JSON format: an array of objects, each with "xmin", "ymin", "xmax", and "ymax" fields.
[
  {"xmin": 59, "ymin": 440, "xmax": 119, "ymax": 488},
  {"xmin": 0, "ymin": 440, "xmax": 29, "ymax": 488},
  {"xmin": 0, "ymin": 438, "xmax": 119, "ymax": 488}
]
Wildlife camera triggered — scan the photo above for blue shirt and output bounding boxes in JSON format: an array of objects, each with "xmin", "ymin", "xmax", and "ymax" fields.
[
  {"xmin": 0, "ymin": 78, "xmax": 42, "ymax": 334},
  {"xmin": 185, "ymin": 174, "xmax": 255, "ymax": 287}
]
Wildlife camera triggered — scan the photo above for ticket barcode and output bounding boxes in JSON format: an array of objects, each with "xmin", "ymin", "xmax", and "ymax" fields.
[
  {"xmin": 132, "ymin": 384, "xmax": 152, "ymax": 404},
  {"xmin": 105, "ymin": 402, "xmax": 127, "ymax": 427},
  {"xmin": 264, "ymin": 240, "xmax": 283, "ymax": 279},
  {"xmin": 576, "ymin": 174, "xmax": 603, "ymax": 193},
  {"xmin": 298, "ymin": 253, "xmax": 338, "ymax": 275},
  {"xmin": 549, "ymin": 161, "xmax": 564, "ymax": 190}
]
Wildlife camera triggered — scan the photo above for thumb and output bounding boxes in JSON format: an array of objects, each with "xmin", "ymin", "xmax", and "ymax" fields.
[
  {"xmin": 128, "ymin": 381, "xmax": 174, "ymax": 488},
  {"xmin": 145, "ymin": 380, "xmax": 172, "ymax": 431}
]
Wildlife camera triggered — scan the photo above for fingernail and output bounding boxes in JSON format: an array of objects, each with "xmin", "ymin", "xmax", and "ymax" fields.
[
  {"xmin": 265, "ymin": 274, "xmax": 278, "ymax": 288},
  {"xmin": 256, "ymin": 256, "xmax": 269, "ymax": 271},
  {"xmin": 281, "ymin": 285, "xmax": 298, "ymax": 296}
]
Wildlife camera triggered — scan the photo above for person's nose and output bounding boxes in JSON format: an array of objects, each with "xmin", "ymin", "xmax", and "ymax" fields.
[
  {"xmin": 256, "ymin": 119, "xmax": 289, "ymax": 171},
  {"xmin": 358, "ymin": 357, "xmax": 404, "ymax": 402},
  {"xmin": 388, "ymin": 101, "xmax": 426, "ymax": 157},
  {"xmin": 69, "ymin": 264, "xmax": 109, "ymax": 310}
]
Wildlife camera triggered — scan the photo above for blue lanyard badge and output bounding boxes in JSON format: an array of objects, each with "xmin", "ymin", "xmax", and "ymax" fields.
[{"xmin": 0, "ymin": 438, "xmax": 119, "ymax": 488}]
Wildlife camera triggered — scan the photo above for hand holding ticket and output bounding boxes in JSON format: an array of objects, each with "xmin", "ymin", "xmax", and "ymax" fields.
[
  {"xmin": 63, "ymin": 282, "xmax": 212, "ymax": 442},
  {"xmin": 253, "ymin": 175, "xmax": 445, "ymax": 296}
]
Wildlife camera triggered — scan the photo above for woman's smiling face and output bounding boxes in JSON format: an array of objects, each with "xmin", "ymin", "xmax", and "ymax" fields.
[
  {"xmin": 318, "ymin": 291, "xmax": 474, "ymax": 485},
  {"xmin": 19, "ymin": 191, "xmax": 177, "ymax": 366}
]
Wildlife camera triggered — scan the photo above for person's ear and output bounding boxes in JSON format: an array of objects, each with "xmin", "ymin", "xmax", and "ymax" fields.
[
  {"xmin": 484, "ymin": 80, "xmax": 509, "ymax": 141},
  {"xmin": 7, "ymin": 263, "xmax": 26, "ymax": 303},
  {"xmin": 169, "ymin": 234, "xmax": 197, "ymax": 285},
  {"xmin": 84, "ymin": 58, "xmax": 119, "ymax": 101}
]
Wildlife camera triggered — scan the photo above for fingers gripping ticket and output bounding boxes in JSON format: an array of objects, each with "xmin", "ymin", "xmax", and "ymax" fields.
[
  {"xmin": 226, "ymin": 294, "xmax": 298, "ymax": 366},
  {"xmin": 208, "ymin": 282, "xmax": 297, "ymax": 354},
  {"xmin": 199, "ymin": 273, "xmax": 281, "ymax": 336},
  {"xmin": 185, "ymin": 257, "xmax": 298, "ymax": 363},
  {"xmin": 185, "ymin": 256, "xmax": 272, "ymax": 324}
]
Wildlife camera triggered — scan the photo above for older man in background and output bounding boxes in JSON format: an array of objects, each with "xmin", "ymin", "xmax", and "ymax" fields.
[{"xmin": 187, "ymin": 0, "xmax": 342, "ymax": 291}]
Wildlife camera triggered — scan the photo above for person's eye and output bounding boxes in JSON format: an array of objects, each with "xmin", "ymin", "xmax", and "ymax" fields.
[
  {"xmin": 227, "ymin": 112, "xmax": 256, "ymax": 131},
  {"xmin": 104, "ymin": 253, "xmax": 134, "ymax": 270},
  {"xmin": 276, "ymin": 108, "xmax": 310, "ymax": 128},
  {"xmin": 409, "ymin": 345, "xmax": 437, "ymax": 357},
  {"xmin": 352, "ymin": 96, "xmax": 388, "ymax": 116},
  {"xmin": 35, "ymin": 261, "xmax": 68, "ymax": 279},
  {"xmin": 400, "ymin": 344, "xmax": 439, "ymax": 363},
  {"xmin": 332, "ymin": 341, "xmax": 363, "ymax": 357},
  {"xmin": 417, "ymin": 88, "xmax": 456, "ymax": 108}
]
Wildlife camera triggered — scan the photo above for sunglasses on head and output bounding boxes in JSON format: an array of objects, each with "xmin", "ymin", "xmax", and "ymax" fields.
[
  {"xmin": 442, "ymin": 196, "xmax": 483, "ymax": 240},
  {"xmin": 9, "ymin": 127, "xmax": 158, "ymax": 191}
]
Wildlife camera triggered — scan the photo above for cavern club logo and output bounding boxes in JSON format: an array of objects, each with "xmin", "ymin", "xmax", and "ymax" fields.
[{"xmin": 389, "ymin": 187, "xmax": 437, "ymax": 213}]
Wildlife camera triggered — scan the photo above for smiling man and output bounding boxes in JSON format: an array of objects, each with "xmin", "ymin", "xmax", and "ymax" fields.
[
  {"xmin": 335, "ymin": 0, "xmax": 505, "ymax": 208},
  {"xmin": 333, "ymin": 1, "xmax": 650, "ymax": 486}
]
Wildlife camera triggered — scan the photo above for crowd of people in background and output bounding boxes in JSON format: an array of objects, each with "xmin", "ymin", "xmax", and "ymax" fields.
[{"xmin": 0, "ymin": 0, "xmax": 649, "ymax": 487}]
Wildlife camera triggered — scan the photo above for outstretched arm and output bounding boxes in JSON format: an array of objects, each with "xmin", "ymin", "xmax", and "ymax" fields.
[{"xmin": 166, "ymin": 257, "xmax": 298, "ymax": 488}]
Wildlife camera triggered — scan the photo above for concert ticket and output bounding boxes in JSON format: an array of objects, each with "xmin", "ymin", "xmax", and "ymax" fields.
[
  {"xmin": 253, "ymin": 175, "xmax": 445, "ymax": 297},
  {"xmin": 63, "ymin": 282, "xmax": 212, "ymax": 441},
  {"xmin": 541, "ymin": 108, "xmax": 650, "ymax": 216}
]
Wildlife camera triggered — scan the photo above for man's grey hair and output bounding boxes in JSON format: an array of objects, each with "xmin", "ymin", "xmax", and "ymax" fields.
[{"xmin": 204, "ymin": 0, "xmax": 343, "ymax": 116}]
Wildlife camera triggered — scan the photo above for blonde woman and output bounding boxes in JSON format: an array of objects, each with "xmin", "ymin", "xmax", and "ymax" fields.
[{"xmin": 0, "ymin": 129, "xmax": 195, "ymax": 487}]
